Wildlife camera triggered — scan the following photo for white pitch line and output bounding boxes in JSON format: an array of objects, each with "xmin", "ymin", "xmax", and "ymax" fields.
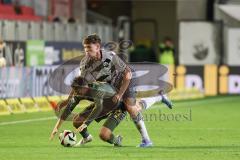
[{"xmin": 0, "ymin": 116, "xmax": 57, "ymax": 126}]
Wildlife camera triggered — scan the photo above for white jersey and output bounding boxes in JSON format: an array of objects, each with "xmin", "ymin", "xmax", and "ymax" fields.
[{"xmin": 79, "ymin": 49, "xmax": 127, "ymax": 90}]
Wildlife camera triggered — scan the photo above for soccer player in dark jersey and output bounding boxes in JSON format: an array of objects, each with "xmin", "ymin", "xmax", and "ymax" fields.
[
  {"xmin": 50, "ymin": 77, "xmax": 126, "ymax": 146},
  {"xmin": 50, "ymin": 76, "xmax": 170, "ymax": 147},
  {"xmin": 78, "ymin": 34, "xmax": 173, "ymax": 147}
]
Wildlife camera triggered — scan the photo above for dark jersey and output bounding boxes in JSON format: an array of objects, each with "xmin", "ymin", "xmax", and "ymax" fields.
[{"xmin": 59, "ymin": 81, "xmax": 120, "ymax": 126}]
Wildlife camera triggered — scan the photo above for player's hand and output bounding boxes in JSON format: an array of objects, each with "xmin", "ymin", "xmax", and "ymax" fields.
[
  {"xmin": 49, "ymin": 128, "xmax": 58, "ymax": 141},
  {"xmin": 75, "ymin": 123, "xmax": 87, "ymax": 133},
  {"xmin": 113, "ymin": 94, "xmax": 122, "ymax": 103}
]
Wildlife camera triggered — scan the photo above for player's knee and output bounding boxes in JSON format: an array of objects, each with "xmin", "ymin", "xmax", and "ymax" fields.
[
  {"xmin": 99, "ymin": 127, "xmax": 111, "ymax": 141},
  {"xmin": 125, "ymin": 104, "xmax": 138, "ymax": 118},
  {"xmin": 136, "ymin": 100, "xmax": 143, "ymax": 112},
  {"xmin": 73, "ymin": 120, "xmax": 82, "ymax": 129},
  {"xmin": 72, "ymin": 116, "xmax": 84, "ymax": 128}
]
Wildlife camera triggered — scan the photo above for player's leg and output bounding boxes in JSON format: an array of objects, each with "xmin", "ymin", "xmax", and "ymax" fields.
[
  {"xmin": 99, "ymin": 127, "xmax": 122, "ymax": 146},
  {"xmin": 123, "ymin": 97, "xmax": 153, "ymax": 147},
  {"xmin": 138, "ymin": 93, "xmax": 173, "ymax": 110},
  {"xmin": 58, "ymin": 96, "xmax": 83, "ymax": 120},
  {"xmin": 122, "ymin": 79, "xmax": 153, "ymax": 147},
  {"xmin": 99, "ymin": 108, "xmax": 127, "ymax": 146},
  {"xmin": 73, "ymin": 104, "xmax": 95, "ymax": 146}
]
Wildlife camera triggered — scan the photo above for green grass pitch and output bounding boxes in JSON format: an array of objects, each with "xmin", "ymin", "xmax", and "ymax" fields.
[{"xmin": 0, "ymin": 96, "xmax": 239, "ymax": 160}]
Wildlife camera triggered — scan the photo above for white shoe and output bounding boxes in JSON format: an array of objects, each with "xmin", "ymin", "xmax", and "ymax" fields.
[
  {"xmin": 114, "ymin": 135, "xmax": 123, "ymax": 147},
  {"xmin": 137, "ymin": 139, "xmax": 153, "ymax": 148},
  {"xmin": 161, "ymin": 94, "xmax": 173, "ymax": 109},
  {"xmin": 74, "ymin": 134, "xmax": 93, "ymax": 147}
]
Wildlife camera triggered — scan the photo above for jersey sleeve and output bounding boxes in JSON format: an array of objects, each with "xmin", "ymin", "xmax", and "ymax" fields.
[
  {"xmin": 112, "ymin": 53, "xmax": 127, "ymax": 73},
  {"xmin": 60, "ymin": 96, "xmax": 82, "ymax": 120},
  {"xmin": 79, "ymin": 56, "xmax": 87, "ymax": 77},
  {"xmin": 79, "ymin": 56, "xmax": 96, "ymax": 82}
]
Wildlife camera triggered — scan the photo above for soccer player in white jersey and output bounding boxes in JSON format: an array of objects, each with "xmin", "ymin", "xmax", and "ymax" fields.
[{"xmin": 78, "ymin": 34, "xmax": 173, "ymax": 147}]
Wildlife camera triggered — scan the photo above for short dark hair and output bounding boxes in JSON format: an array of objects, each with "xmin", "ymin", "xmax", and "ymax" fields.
[
  {"xmin": 82, "ymin": 34, "xmax": 101, "ymax": 45},
  {"xmin": 71, "ymin": 76, "xmax": 88, "ymax": 90}
]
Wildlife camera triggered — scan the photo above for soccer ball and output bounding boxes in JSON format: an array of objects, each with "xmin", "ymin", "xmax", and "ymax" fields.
[{"xmin": 59, "ymin": 130, "xmax": 77, "ymax": 147}]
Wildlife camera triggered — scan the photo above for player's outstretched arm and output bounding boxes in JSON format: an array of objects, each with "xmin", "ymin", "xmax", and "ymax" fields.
[
  {"xmin": 50, "ymin": 92, "xmax": 80, "ymax": 140},
  {"xmin": 113, "ymin": 66, "xmax": 132, "ymax": 103},
  {"xmin": 49, "ymin": 118, "xmax": 64, "ymax": 140}
]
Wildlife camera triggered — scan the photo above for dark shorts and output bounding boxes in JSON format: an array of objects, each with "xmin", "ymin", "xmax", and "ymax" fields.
[
  {"xmin": 73, "ymin": 100, "xmax": 126, "ymax": 131},
  {"xmin": 122, "ymin": 78, "xmax": 137, "ymax": 106},
  {"xmin": 102, "ymin": 108, "xmax": 127, "ymax": 131}
]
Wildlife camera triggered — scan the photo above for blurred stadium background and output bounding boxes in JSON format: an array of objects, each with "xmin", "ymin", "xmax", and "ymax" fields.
[{"xmin": 0, "ymin": 0, "xmax": 239, "ymax": 159}]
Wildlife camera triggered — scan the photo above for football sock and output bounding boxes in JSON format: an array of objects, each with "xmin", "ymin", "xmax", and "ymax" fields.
[
  {"xmin": 132, "ymin": 112, "xmax": 150, "ymax": 141},
  {"xmin": 106, "ymin": 134, "xmax": 122, "ymax": 146},
  {"xmin": 106, "ymin": 133, "xmax": 116, "ymax": 144},
  {"xmin": 80, "ymin": 128, "xmax": 90, "ymax": 138},
  {"xmin": 140, "ymin": 95, "xmax": 162, "ymax": 110}
]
